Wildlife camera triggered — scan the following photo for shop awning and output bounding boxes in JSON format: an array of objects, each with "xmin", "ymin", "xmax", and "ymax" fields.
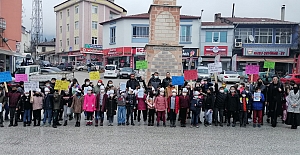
[
  {"xmin": 0, "ymin": 49, "xmax": 23, "ymax": 56},
  {"xmin": 237, "ymin": 56, "xmax": 294, "ymax": 63}
]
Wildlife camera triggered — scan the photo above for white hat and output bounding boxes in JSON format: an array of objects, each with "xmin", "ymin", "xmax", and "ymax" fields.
[
  {"xmin": 172, "ymin": 89, "xmax": 177, "ymax": 93},
  {"xmin": 159, "ymin": 88, "xmax": 164, "ymax": 92},
  {"xmin": 100, "ymin": 86, "xmax": 105, "ymax": 90},
  {"xmin": 182, "ymin": 88, "xmax": 188, "ymax": 93},
  {"xmin": 87, "ymin": 86, "xmax": 93, "ymax": 91},
  {"xmin": 194, "ymin": 91, "xmax": 199, "ymax": 96},
  {"xmin": 44, "ymin": 87, "xmax": 50, "ymax": 92}
]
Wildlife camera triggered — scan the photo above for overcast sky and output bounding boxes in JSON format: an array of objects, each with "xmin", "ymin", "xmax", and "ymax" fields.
[{"xmin": 22, "ymin": 0, "xmax": 300, "ymax": 39}]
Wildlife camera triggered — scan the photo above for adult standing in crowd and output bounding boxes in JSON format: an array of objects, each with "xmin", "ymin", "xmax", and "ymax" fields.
[
  {"xmin": 126, "ymin": 73, "xmax": 140, "ymax": 90},
  {"xmin": 162, "ymin": 72, "xmax": 172, "ymax": 89},
  {"xmin": 148, "ymin": 72, "xmax": 161, "ymax": 91},
  {"xmin": 286, "ymin": 84, "xmax": 300, "ymax": 129}
]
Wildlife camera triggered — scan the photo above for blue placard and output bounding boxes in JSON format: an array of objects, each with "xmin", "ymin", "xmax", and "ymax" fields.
[
  {"xmin": 172, "ymin": 76, "xmax": 184, "ymax": 86},
  {"xmin": 0, "ymin": 71, "xmax": 12, "ymax": 83}
]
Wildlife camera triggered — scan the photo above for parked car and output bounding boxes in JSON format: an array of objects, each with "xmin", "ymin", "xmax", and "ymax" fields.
[
  {"xmin": 57, "ymin": 63, "xmax": 74, "ymax": 71},
  {"xmin": 41, "ymin": 69, "xmax": 58, "ymax": 73},
  {"xmin": 280, "ymin": 74, "xmax": 300, "ymax": 84},
  {"xmin": 39, "ymin": 60, "xmax": 52, "ymax": 67},
  {"xmin": 41, "ymin": 67, "xmax": 62, "ymax": 72},
  {"xmin": 104, "ymin": 64, "xmax": 119, "ymax": 78},
  {"xmin": 119, "ymin": 67, "xmax": 136, "ymax": 79},
  {"xmin": 218, "ymin": 70, "xmax": 240, "ymax": 83},
  {"xmin": 197, "ymin": 66, "xmax": 211, "ymax": 82},
  {"xmin": 76, "ymin": 63, "xmax": 97, "ymax": 71}
]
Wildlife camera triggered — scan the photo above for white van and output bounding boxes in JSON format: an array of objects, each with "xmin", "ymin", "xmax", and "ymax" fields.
[
  {"xmin": 104, "ymin": 64, "xmax": 119, "ymax": 78},
  {"xmin": 197, "ymin": 66, "xmax": 211, "ymax": 82},
  {"xmin": 15, "ymin": 65, "xmax": 40, "ymax": 76}
]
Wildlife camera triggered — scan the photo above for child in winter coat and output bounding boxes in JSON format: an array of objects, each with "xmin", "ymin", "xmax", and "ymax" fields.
[
  {"xmin": 104, "ymin": 90, "xmax": 117, "ymax": 126},
  {"xmin": 239, "ymin": 91, "xmax": 251, "ymax": 127},
  {"xmin": 252, "ymin": 87, "xmax": 265, "ymax": 128},
  {"xmin": 146, "ymin": 91, "xmax": 155, "ymax": 126},
  {"xmin": 71, "ymin": 89, "xmax": 84, "ymax": 127},
  {"xmin": 226, "ymin": 86, "xmax": 240, "ymax": 127},
  {"xmin": 52, "ymin": 91, "xmax": 62, "ymax": 128},
  {"xmin": 179, "ymin": 88, "xmax": 190, "ymax": 127},
  {"xmin": 126, "ymin": 88, "xmax": 137, "ymax": 126},
  {"xmin": 214, "ymin": 83, "xmax": 227, "ymax": 127},
  {"xmin": 136, "ymin": 88, "xmax": 147, "ymax": 125},
  {"xmin": 96, "ymin": 86, "xmax": 107, "ymax": 126},
  {"xmin": 42, "ymin": 87, "xmax": 54, "ymax": 127},
  {"xmin": 190, "ymin": 91, "xmax": 203, "ymax": 128},
  {"xmin": 203, "ymin": 87, "xmax": 215, "ymax": 127},
  {"xmin": 167, "ymin": 89, "xmax": 179, "ymax": 127},
  {"xmin": 282, "ymin": 88, "xmax": 289, "ymax": 124},
  {"xmin": 154, "ymin": 88, "xmax": 168, "ymax": 127},
  {"xmin": 62, "ymin": 90, "xmax": 72, "ymax": 126},
  {"xmin": 18, "ymin": 91, "xmax": 32, "ymax": 127},
  {"xmin": 83, "ymin": 87, "xmax": 96, "ymax": 126},
  {"xmin": 117, "ymin": 90, "xmax": 126, "ymax": 126},
  {"xmin": 0, "ymin": 87, "xmax": 7, "ymax": 127},
  {"xmin": 31, "ymin": 89, "xmax": 43, "ymax": 127}
]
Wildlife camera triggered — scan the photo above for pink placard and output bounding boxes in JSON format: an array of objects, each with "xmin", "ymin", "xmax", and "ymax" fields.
[
  {"xmin": 15, "ymin": 74, "xmax": 28, "ymax": 82},
  {"xmin": 245, "ymin": 65, "xmax": 259, "ymax": 74}
]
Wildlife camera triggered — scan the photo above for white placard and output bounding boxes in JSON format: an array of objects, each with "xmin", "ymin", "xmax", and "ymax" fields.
[
  {"xmin": 254, "ymin": 92, "xmax": 261, "ymax": 101},
  {"xmin": 232, "ymin": 54, "xmax": 237, "ymax": 71},
  {"xmin": 24, "ymin": 81, "xmax": 39, "ymax": 92},
  {"xmin": 208, "ymin": 62, "xmax": 222, "ymax": 74},
  {"xmin": 120, "ymin": 82, "xmax": 126, "ymax": 91},
  {"xmin": 0, "ymin": 103, "xmax": 2, "ymax": 112},
  {"xmin": 137, "ymin": 89, "xmax": 144, "ymax": 98}
]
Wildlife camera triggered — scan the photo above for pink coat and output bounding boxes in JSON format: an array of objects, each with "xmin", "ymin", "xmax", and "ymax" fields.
[
  {"xmin": 136, "ymin": 94, "xmax": 147, "ymax": 110},
  {"xmin": 154, "ymin": 95, "xmax": 168, "ymax": 111},
  {"xmin": 83, "ymin": 94, "xmax": 96, "ymax": 112}
]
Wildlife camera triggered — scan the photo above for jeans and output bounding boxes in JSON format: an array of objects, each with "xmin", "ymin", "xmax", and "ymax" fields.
[
  {"xmin": 191, "ymin": 111, "xmax": 199, "ymax": 125},
  {"xmin": 117, "ymin": 106, "xmax": 126, "ymax": 124},
  {"xmin": 63, "ymin": 105, "xmax": 70, "ymax": 121},
  {"xmin": 95, "ymin": 106, "xmax": 104, "ymax": 122},
  {"xmin": 53, "ymin": 110, "xmax": 59, "ymax": 125},
  {"xmin": 214, "ymin": 108, "xmax": 224, "ymax": 124},
  {"xmin": 88, "ymin": 67, "xmax": 91, "ymax": 73},
  {"xmin": 239, "ymin": 111, "xmax": 247, "ymax": 126},
  {"xmin": 23, "ymin": 109, "xmax": 31, "ymax": 122},
  {"xmin": 43, "ymin": 109, "xmax": 52, "ymax": 124},
  {"xmin": 126, "ymin": 106, "xmax": 134, "ymax": 123},
  {"xmin": 156, "ymin": 111, "xmax": 166, "ymax": 123},
  {"xmin": 137, "ymin": 110, "xmax": 147, "ymax": 122},
  {"xmin": 205, "ymin": 109, "xmax": 213, "ymax": 124},
  {"xmin": 148, "ymin": 109, "xmax": 155, "ymax": 124},
  {"xmin": 253, "ymin": 110, "xmax": 263, "ymax": 124}
]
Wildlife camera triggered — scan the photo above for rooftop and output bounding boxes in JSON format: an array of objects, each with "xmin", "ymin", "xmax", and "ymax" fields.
[
  {"xmin": 100, "ymin": 13, "xmax": 200, "ymax": 25},
  {"xmin": 38, "ymin": 41, "xmax": 55, "ymax": 46}
]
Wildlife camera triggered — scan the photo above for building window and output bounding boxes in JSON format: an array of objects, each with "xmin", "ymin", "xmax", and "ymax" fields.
[
  {"xmin": 42, "ymin": 47, "xmax": 46, "ymax": 52},
  {"xmin": 75, "ymin": 37, "xmax": 79, "ymax": 45},
  {"xmin": 67, "ymin": 24, "xmax": 69, "ymax": 32},
  {"xmin": 255, "ymin": 28, "xmax": 273, "ymax": 44},
  {"xmin": 205, "ymin": 31, "xmax": 227, "ymax": 43},
  {"xmin": 132, "ymin": 26, "xmax": 149, "ymax": 38},
  {"xmin": 110, "ymin": 11, "xmax": 117, "ymax": 20},
  {"xmin": 75, "ymin": 5, "xmax": 79, "ymax": 14},
  {"xmin": 110, "ymin": 27, "xmax": 116, "ymax": 44},
  {"xmin": 275, "ymin": 28, "xmax": 292, "ymax": 44},
  {"xmin": 67, "ymin": 9, "xmax": 69, "ymax": 17},
  {"xmin": 67, "ymin": 38, "xmax": 69, "ymax": 46},
  {"xmin": 235, "ymin": 28, "xmax": 253, "ymax": 43},
  {"xmin": 60, "ymin": 26, "xmax": 62, "ymax": 33},
  {"xmin": 180, "ymin": 25, "xmax": 192, "ymax": 42},
  {"xmin": 92, "ymin": 21, "xmax": 98, "ymax": 29},
  {"xmin": 75, "ymin": 21, "xmax": 79, "ymax": 30},
  {"xmin": 92, "ymin": 5, "xmax": 98, "ymax": 14},
  {"xmin": 60, "ymin": 40, "xmax": 62, "ymax": 47},
  {"xmin": 92, "ymin": 37, "xmax": 98, "ymax": 45},
  {"xmin": 60, "ymin": 12, "xmax": 62, "ymax": 19}
]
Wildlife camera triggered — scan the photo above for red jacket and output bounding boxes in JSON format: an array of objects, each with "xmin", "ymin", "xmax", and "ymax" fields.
[
  {"xmin": 179, "ymin": 95, "xmax": 190, "ymax": 108},
  {"xmin": 96, "ymin": 93, "xmax": 107, "ymax": 111},
  {"xmin": 167, "ymin": 96, "xmax": 179, "ymax": 114}
]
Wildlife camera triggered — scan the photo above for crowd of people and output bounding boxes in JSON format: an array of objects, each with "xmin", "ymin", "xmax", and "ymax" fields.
[{"xmin": 0, "ymin": 72, "xmax": 299, "ymax": 130}]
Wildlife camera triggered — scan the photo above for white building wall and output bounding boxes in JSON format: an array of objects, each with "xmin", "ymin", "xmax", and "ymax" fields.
[{"xmin": 20, "ymin": 30, "xmax": 31, "ymax": 54}]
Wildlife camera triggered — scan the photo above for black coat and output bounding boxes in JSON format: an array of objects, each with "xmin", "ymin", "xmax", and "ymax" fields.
[
  {"xmin": 267, "ymin": 82, "xmax": 284, "ymax": 112},
  {"xmin": 148, "ymin": 77, "xmax": 161, "ymax": 90},
  {"xmin": 162, "ymin": 77, "xmax": 172, "ymax": 88},
  {"xmin": 126, "ymin": 79, "xmax": 140, "ymax": 90},
  {"xmin": 126, "ymin": 94, "xmax": 136, "ymax": 107},
  {"xmin": 214, "ymin": 84, "xmax": 227, "ymax": 109},
  {"xmin": 105, "ymin": 97, "xmax": 117, "ymax": 116},
  {"xmin": 203, "ymin": 94, "xmax": 215, "ymax": 110},
  {"xmin": 18, "ymin": 95, "xmax": 32, "ymax": 111},
  {"xmin": 226, "ymin": 92, "xmax": 240, "ymax": 111}
]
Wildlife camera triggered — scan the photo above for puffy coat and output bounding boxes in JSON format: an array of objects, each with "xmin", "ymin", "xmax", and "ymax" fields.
[
  {"xmin": 137, "ymin": 94, "xmax": 147, "ymax": 110},
  {"xmin": 43, "ymin": 94, "xmax": 54, "ymax": 110},
  {"xmin": 31, "ymin": 95, "xmax": 43, "ymax": 110},
  {"xmin": 239, "ymin": 97, "xmax": 252, "ymax": 111},
  {"xmin": 6, "ymin": 91, "xmax": 21, "ymax": 108},
  {"xmin": 18, "ymin": 95, "xmax": 32, "ymax": 111},
  {"xmin": 154, "ymin": 96, "xmax": 168, "ymax": 111},
  {"xmin": 214, "ymin": 84, "xmax": 227, "ymax": 109},
  {"xmin": 104, "ymin": 97, "xmax": 117, "ymax": 116},
  {"xmin": 225, "ymin": 92, "xmax": 239, "ymax": 111},
  {"xmin": 167, "ymin": 96, "xmax": 180, "ymax": 114},
  {"xmin": 83, "ymin": 94, "xmax": 96, "ymax": 112},
  {"xmin": 126, "ymin": 94, "xmax": 136, "ymax": 107},
  {"xmin": 203, "ymin": 94, "xmax": 215, "ymax": 110},
  {"xmin": 287, "ymin": 90, "xmax": 300, "ymax": 113},
  {"xmin": 179, "ymin": 95, "xmax": 190, "ymax": 108},
  {"xmin": 190, "ymin": 96, "xmax": 203, "ymax": 113},
  {"xmin": 252, "ymin": 93, "xmax": 265, "ymax": 110}
]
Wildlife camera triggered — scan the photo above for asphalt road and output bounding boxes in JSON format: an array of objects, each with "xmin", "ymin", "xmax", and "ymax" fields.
[{"xmin": 0, "ymin": 71, "xmax": 298, "ymax": 154}]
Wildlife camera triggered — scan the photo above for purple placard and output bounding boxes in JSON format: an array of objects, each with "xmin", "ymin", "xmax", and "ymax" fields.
[{"xmin": 245, "ymin": 65, "xmax": 259, "ymax": 74}]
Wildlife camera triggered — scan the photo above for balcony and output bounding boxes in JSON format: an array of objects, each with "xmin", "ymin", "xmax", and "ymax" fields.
[{"xmin": 0, "ymin": 17, "xmax": 6, "ymax": 32}]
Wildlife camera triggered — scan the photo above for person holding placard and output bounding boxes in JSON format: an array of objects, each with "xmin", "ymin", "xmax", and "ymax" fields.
[
  {"xmin": 0, "ymin": 87, "xmax": 7, "ymax": 127},
  {"xmin": 6, "ymin": 86, "xmax": 21, "ymax": 127},
  {"xmin": 116, "ymin": 90, "xmax": 126, "ymax": 126},
  {"xmin": 252, "ymin": 87, "xmax": 265, "ymax": 128},
  {"xmin": 136, "ymin": 89, "xmax": 147, "ymax": 125}
]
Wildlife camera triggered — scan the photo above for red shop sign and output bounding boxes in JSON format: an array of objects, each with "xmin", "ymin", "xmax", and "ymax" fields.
[
  {"xmin": 123, "ymin": 47, "xmax": 132, "ymax": 55},
  {"xmin": 204, "ymin": 46, "xmax": 228, "ymax": 56},
  {"xmin": 80, "ymin": 48, "xmax": 103, "ymax": 54}
]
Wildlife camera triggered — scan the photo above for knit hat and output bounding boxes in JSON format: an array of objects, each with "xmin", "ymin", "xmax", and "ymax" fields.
[
  {"xmin": 98, "ymin": 80, "xmax": 103, "ymax": 83},
  {"xmin": 100, "ymin": 86, "xmax": 105, "ymax": 90},
  {"xmin": 182, "ymin": 88, "xmax": 188, "ymax": 93},
  {"xmin": 87, "ymin": 86, "xmax": 93, "ymax": 91},
  {"xmin": 194, "ymin": 91, "xmax": 199, "ymax": 96},
  {"xmin": 172, "ymin": 89, "xmax": 177, "ymax": 93}
]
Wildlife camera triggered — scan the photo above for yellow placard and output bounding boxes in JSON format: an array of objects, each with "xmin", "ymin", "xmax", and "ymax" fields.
[
  {"xmin": 54, "ymin": 80, "xmax": 70, "ymax": 90},
  {"xmin": 89, "ymin": 71, "xmax": 100, "ymax": 80}
]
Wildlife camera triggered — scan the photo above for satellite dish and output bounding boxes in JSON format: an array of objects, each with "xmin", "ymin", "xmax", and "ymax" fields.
[{"xmin": 249, "ymin": 35, "xmax": 254, "ymax": 42}]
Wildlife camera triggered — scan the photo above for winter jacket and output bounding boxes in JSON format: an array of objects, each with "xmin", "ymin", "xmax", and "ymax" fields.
[
  {"xmin": 167, "ymin": 96, "xmax": 179, "ymax": 114},
  {"xmin": 53, "ymin": 93, "xmax": 61, "ymax": 110},
  {"xmin": 214, "ymin": 83, "xmax": 227, "ymax": 109},
  {"xmin": 154, "ymin": 95, "xmax": 168, "ymax": 111},
  {"xmin": 93, "ymin": 85, "xmax": 101, "ymax": 94},
  {"xmin": 126, "ymin": 79, "xmax": 140, "ymax": 90},
  {"xmin": 18, "ymin": 95, "xmax": 32, "ymax": 111},
  {"xmin": 179, "ymin": 95, "xmax": 190, "ymax": 108},
  {"xmin": 239, "ymin": 97, "xmax": 251, "ymax": 111},
  {"xmin": 117, "ymin": 95, "xmax": 126, "ymax": 106},
  {"xmin": 146, "ymin": 96, "xmax": 155, "ymax": 109},
  {"xmin": 62, "ymin": 94, "xmax": 72, "ymax": 107},
  {"xmin": 162, "ymin": 77, "xmax": 172, "ymax": 88},
  {"xmin": 204, "ymin": 93, "xmax": 215, "ymax": 110},
  {"xmin": 252, "ymin": 93, "xmax": 265, "ymax": 110},
  {"xmin": 71, "ymin": 95, "xmax": 84, "ymax": 113},
  {"xmin": 148, "ymin": 77, "xmax": 161, "ymax": 90},
  {"xmin": 43, "ymin": 94, "xmax": 54, "ymax": 110},
  {"xmin": 6, "ymin": 91, "xmax": 21, "ymax": 108},
  {"xmin": 287, "ymin": 90, "xmax": 300, "ymax": 113},
  {"xmin": 190, "ymin": 95, "xmax": 204, "ymax": 112},
  {"xmin": 96, "ymin": 93, "xmax": 107, "ymax": 111},
  {"xmin": 225, "ymin": 92, "xmax": 239, "ymax": 111},
  {"xmin": 0, "ymin": 94, "xmax": 7, "ymax": 107},
  {"xmin": 31, "ymin": 95, "xmax": 43, "ymax": 110},
  {"xmin": 83, "ymin": 94, "xmax": 96, "ymax": 112},
  {"xmin": 137, "ymin": 94, "xmax": 147, "ymax": 110},
  {"xmin": 267, "ymin": 82, "xmax": 284, "ymax": 111},
  {"xmin": 126, "ymin": 94, "xmax": 136, "ymax": 108},
  {"xmin": 104, "ymin": 97, "xmax": 117, "ymax": 116}
]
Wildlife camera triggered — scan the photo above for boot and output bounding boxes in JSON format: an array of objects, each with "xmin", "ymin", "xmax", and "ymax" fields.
[
  {"xmin": 27, "ymin": 122, "xmax": 31, "ymax": 126},
  {"xmin": 13, "ymin": 123, "xmax": 18, "ymax": 127},
  {"xmin": 173, "ymin": 121, "xmax": 176, "ymax": 127},
  {"xmin": 63, "ymin": 120, "xmax": 67, "ymax": 126},
  {"xmin": 95, "ymin": 120, "xmax": 99, "ymax": 127},
  {"xmin": 33, "ymin": 119, "xmax": 37, "ymax": 126},
  {"xmin": 100, "ymin": 120, "xmax": 103, "ymax": 126},
  {"xmin": 75, "ymin": 122, "xmax": 78, "ymax": 127},
  {"xmin": 23, "ymin": 122, "xmax": 26, "ymax": 127},
  {"xmin": 170, "ymin": 121, "xmax": 173, "ymax": 127},
  {"xmin": 52, "ymin": 124, "xmax": 57, "ymax": 128},
  {"xmin": 163, "ymin": 122, "xmax": 166, "ymax": 127},
  {"xmin": 9, "ymin": 119, "xmax": 13, "ymax": 127},
  {"xmin": 126, "ymin": 121, "xmax": 129, "ymax": 126},
  {"xmin": 78, "ymin": 122, "xmax": 80, "ymax": 127}
]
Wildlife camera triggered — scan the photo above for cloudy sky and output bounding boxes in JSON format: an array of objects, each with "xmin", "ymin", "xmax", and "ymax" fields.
[{"xmin": 22, "ymin": 0, "xmax": 300, "ymax": 39}]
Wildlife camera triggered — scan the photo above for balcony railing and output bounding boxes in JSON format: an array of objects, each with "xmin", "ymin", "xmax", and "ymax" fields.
[
  {"xmin": 180, "ymin": 36, "xmax": 192, "ymax": 43},
  {"xmin": 0, "ymin": 17, "xmax": 6, "ymax": 31}
]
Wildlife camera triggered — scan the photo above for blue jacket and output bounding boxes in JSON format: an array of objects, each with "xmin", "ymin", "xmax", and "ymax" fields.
[{"xmin": 252, "ymin": 93, "xmax": 265, "ymax": 110}]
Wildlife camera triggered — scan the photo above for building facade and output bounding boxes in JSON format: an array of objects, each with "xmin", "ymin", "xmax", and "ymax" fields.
[
  {"xmin": 100, "ymin": 13, "xmax": 201, "ymax": 69},
  {"xmin": 54, "ymin": 0, "xmax": 126, "ymax": 65},
  {"xmin": 37, "ymin": 40, "xmax": 57, "ymax": 64},
  {"xmin": 20, "ymin": 26, "xmax": 31, "ymax": 54},
  {"xmin": 0, "ymin": 0, "xmax": 23, "ymax": 72}
]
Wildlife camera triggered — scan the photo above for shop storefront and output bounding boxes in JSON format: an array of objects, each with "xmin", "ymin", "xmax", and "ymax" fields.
[
  {"xmin": 103, "ymin": 47, "xmax": 134, "ymax": 68},
  {"xmin": 182, "ymin": 48, "xmax": 199, "ymax": 70},
  {"xmin": 202, "ymin": 46, "xmax": 230, "ymax": 70}
]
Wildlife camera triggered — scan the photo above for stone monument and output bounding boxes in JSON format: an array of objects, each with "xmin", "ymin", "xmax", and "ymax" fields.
[{"xmin": 145, "ymin": 0, "xmax": 183, "ymax": 80}]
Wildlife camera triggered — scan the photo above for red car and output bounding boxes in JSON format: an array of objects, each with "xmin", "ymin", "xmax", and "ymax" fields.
[{"xmin": 280, "ymin": 74, "xmax": 300, "ymax": 84}]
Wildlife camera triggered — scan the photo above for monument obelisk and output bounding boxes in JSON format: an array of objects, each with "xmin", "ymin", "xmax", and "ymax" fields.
[{"xmin": 145, "ymin": 0, "xmax": 183, "ymax": 81}]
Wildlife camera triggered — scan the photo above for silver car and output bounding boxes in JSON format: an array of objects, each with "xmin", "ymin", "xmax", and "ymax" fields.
[{"xmin": 119, "ymin": 67, "xmax": 136, "ymax": 79}]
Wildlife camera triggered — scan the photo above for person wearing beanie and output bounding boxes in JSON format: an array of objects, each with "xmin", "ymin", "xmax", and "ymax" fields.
[
  {"xmin": 42, "ymin": 87, "xmax": 54, "ymax": 127},
  {"xmin": 154, "ymin": 88, "xmax": 168, "ymax": 127},
  {"xmin": 6, "ymin": 86, "xmax": 21, "ymax": 127},
  {"xmin": 125, "ymin": 88, "xmax": 137, "ymax": 126},
  {"xmin": 83, "ymin": 86, "xmax": 96, "ymax": 126},
  {"xmin": 96, "ymin": 86, "xmax": 107, "ymax": 126},
  {"xmin": 167, "ymin": 89, "xmax": 179, "ymax": 127},
  {"xmin": 190, "ymin": 91, "xmax": 203, "ymax": 128},
  {"xmin": 93, "ymin": 80, "xmax": 104, "ymax": 94},
  {"xmin": 179, "ymin": 88, "xmax": 190, "ymax": 127},
  {"xmin": 203, "ymin": 87, "xmax": 215, "ymax": 127},
  {"xmin": 103, "ymin": 90, "xmax": 117, "ymax": 126},
  {"xmin": 0, "ymin": 87, "xmax": 7, "ymax": 127},
  {"xmin": 71, "ymin": 89, "xmax": 84, "ymax": 127}
]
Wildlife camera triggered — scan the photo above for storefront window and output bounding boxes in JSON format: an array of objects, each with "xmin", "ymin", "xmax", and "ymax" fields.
[{"xmin": 108, "ymin": 56, "xmax": 130, "ymax": 68}]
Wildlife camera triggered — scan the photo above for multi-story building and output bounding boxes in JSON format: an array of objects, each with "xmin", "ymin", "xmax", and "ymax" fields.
[
  {"xmin": 20, "ymin": 26, "xmax": 31, "ymax": 54},
  {"xmin": 54, "ymin": 0, "xmax": 126, "ymax": 65},
  {"xmin": 37, "ymin": 39, "xmax": 56, "ymax": 63},
  {"xmin": 0, "ymin": 0, "xmax": 22, "ymax": 71},
  {"xmin": 100, "ymin": 13, "xmax": 201, "ymax": 69}
]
